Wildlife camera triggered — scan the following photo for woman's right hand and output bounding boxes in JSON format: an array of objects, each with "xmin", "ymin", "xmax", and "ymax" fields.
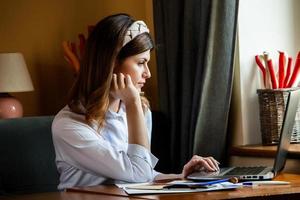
[
  {"xmin": 110, "ymin": 73, "xmax": 140, "ymax": 105},
  {"xmin": 181, "ymin": 155, "xmax": 220, "ymax": 178}
]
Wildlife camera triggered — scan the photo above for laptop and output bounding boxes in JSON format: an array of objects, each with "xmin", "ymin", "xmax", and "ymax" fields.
[{"xmin": 187, "ymin": 89, "xmax": 300, "ymax": 181}]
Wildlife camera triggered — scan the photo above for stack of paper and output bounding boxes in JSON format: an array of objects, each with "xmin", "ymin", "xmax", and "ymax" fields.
[{"xmin": 116, "ymin": 180, "xmax": 241, "ymax": 195}]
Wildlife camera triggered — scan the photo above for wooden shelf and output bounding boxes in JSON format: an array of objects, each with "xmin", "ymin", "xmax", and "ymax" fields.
[{"xmin": 230, "ymin": 144, "xmax": 300, "ymax": 158}]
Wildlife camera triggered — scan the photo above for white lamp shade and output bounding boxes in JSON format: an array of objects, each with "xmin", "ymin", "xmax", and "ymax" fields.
[{"xmin": 0, "ymin": 53, "xmax": 34, "ymax": 92}]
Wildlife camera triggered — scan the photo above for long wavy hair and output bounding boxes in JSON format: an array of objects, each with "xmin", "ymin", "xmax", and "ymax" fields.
[{"xmin": 68, "ymin": 14, "xmax": 154, "ymax": 128}]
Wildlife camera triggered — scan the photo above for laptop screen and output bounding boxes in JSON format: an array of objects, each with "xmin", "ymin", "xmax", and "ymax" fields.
[{"xmin": 273, "ymin": 89, "xmax": 300, "ymax": 174}]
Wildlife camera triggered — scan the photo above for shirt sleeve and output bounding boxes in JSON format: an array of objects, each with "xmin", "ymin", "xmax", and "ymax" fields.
[
  {"xmin": 144, "ymin": 108, "xmax": 162, "ymax": 177},
  {"xmin": 145, "ymin": 108, "xmax": 152, "ymax": 142},
  {"xmin": 52, "ymin": 118, "xmax": 158, "ymax": 183}
]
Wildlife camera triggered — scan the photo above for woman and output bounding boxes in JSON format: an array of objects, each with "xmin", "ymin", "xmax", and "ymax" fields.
[{"xmin": 52, "ymin": 13, "xmax": 219, "ymax": 190}]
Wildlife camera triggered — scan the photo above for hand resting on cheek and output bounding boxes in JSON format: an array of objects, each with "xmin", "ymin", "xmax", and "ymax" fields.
[{"xmin": 110, "ymin": 73, "xmax": 140, "ymax": 105}]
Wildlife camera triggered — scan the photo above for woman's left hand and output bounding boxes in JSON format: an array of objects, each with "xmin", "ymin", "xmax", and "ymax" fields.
[{"xmin": 182, "ymin": 155, "xmax": 220, "ymax": 178}]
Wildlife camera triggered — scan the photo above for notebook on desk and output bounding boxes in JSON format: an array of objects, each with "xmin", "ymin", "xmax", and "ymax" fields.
[{"xmin": 188, "ymin": 89, "xmax": 300, "ymax": 181}]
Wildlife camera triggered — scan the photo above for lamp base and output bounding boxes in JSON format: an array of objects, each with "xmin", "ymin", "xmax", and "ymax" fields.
[{"xmin": 0, "ymin": 93, "xmax": 23, "ymax": 118}]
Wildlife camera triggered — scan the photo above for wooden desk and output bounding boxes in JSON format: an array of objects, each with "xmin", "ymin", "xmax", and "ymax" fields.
[
  {"xmin": 0, "ymin": 191, "xmax": 144, "ymax": 200},
  {"xmin": 2, "ymin": 173, "xmax": 300, "ymax": 200}
]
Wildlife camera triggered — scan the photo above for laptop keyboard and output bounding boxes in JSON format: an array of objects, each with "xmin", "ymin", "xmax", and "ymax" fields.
[{"xmin": 224, "ymin": 166, "xmax": 266, "ymax": 175}]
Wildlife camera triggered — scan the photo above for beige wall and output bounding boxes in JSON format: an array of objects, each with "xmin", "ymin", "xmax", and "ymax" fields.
[{"xmin": 0, "ymin": 0, "xmax": 158, "ymax": 116}]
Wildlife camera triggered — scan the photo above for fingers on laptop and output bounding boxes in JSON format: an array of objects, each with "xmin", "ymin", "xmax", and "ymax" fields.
[
  {"xmin": 195, "ymin": 156, "xmax": 219, "ymax": 172},
  {"xmin": 182, "ymin": 155, "xmax": 220, "ymax": 177}
]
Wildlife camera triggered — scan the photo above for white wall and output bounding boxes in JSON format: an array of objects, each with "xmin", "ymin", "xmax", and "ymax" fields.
[{"xmin": 233, "ymin": 0, "xmax": 300, "ymax": 145}]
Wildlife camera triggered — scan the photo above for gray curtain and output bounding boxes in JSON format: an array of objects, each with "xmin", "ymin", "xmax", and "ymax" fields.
[
  {"xmin": 153, "ymin": 0, "xmax": 239, "ymax": 172},
  {"xmin": 193, "ymin": 0, "xmax": 239, "ymax": 163}
]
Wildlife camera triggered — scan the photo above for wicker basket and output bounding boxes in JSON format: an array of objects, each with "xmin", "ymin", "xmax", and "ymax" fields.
[{"xmin": 257, "ymin": 89, "xmax": 300, "ymax": 145}]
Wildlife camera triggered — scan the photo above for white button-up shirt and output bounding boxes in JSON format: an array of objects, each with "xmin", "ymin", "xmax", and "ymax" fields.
[{"xmin": 52, "ymin": 104, "xmax": 159, "ymax": 190}]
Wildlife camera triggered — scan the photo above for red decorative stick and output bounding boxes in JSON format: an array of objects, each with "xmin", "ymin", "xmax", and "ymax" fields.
[
  {"xmin": 287, "ymin": 57, "xmax": 300, "ymax": 88},
  {"xmin": 70, "ymin": 42, "xmax": 78, "ymax": 59},
  {"xmin": 267, "ymin": 59, "xmax": 278, "ymax": 89},
  {"xmin": 263, "ymin": 52, "xmax": 272, "ymax": 89},
  {"xmin": 278, "ymin": 51, "xmax": 285, "ymax": 88},
  {"xmin": 255, "ymin": 55, "xmax": 266, "ymax": 87},
  {"xmin": 283, "ymin": 57, "xmax": 292, "ymax": 88},
  {"xmin": 62, "ymin": 41, "xmax": 80, "ymax": 75},
  {"xmin": 78, "ymin": 34, "xmax": 86, "ymax": 59}
]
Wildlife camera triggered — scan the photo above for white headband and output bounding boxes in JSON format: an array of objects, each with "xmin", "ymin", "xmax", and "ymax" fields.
[{"xmin": 123, "ymin": 20, "xmax": 149, "ymax": 47}]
